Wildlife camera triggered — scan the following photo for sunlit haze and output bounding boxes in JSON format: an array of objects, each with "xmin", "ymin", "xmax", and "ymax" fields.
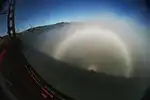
[{"xmin": 27, "ymin": 13, "xmax": 149, "ymax": 77}]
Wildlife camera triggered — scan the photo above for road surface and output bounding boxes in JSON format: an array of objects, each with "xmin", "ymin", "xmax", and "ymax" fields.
[{"xmin": 0, "ymin": 38, "xmax": 46, "ymax": 100}]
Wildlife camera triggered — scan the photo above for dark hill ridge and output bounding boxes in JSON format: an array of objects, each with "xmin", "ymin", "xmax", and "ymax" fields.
[{"xmin": 24, "ymin": 22, "xmax": 70, "ymax": 34}]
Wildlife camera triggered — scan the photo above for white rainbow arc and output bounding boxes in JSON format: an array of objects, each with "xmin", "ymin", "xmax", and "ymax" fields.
[{"xmin": 53, "ymin": 25, "xmax": 132, "ymax": 77}]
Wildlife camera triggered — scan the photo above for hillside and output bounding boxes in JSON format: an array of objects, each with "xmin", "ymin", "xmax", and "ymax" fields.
[{"xmin": 23, "ymin": 22, "xmax": 70, "ymax": 34}]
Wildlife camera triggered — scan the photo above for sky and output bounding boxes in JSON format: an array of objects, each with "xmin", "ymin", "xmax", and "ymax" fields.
[{"xmin": 0, "ymin": 0, "xmax": 149, "ymax": 35}]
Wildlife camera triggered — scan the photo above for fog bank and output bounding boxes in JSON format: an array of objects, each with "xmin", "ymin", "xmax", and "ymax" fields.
[{"xmin": 23, "ymin": 15, "xmax": 149, "ymax": 77}]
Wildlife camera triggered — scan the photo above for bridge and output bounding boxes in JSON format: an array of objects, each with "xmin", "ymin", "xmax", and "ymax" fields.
[{"xmin": 0, "ymin": 0, "xmax": 73, "ymax": 100}]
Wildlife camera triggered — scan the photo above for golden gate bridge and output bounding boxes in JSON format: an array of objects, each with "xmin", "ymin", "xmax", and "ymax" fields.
[{"xmin": 0, "ymin": 0, "xmax": 73, "ymax": 100}]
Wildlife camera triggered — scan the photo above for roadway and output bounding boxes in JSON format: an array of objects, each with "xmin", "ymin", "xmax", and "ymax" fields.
[{"xmin": 0, "ymin": 37, "xmax": 47, "ymax": 100}]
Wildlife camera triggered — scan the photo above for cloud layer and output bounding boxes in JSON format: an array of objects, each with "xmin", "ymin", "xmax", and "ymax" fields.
[
  {"xmin": 22, "ymin": 13, "xmax": 149, "ymax": 77},
  {"xmin": 21, "ymin": 13, "xmax": 150, "ymax": 100}
]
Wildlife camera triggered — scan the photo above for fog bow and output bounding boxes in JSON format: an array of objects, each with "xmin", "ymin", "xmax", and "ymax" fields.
[{"xmin": 23, "ymin": 13, "xmax": 149, "ymax": 77}]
